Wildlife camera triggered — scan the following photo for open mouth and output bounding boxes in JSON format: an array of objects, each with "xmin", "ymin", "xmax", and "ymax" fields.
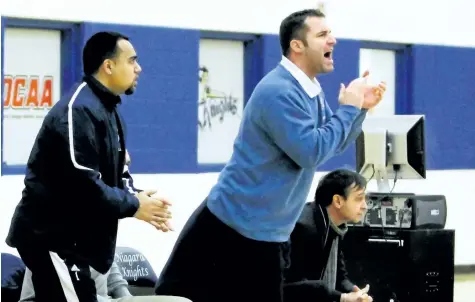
[{"xmin": 324, "ymin": 51, "xmax": 332, "ymax": 59}]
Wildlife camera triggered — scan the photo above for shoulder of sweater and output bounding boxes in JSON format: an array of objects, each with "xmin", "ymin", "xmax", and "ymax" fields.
[
  {"xmin": 250, "ymin": 68, "xmax": 307, "ymax": 107},
  {"xmin": 260, "ymin": 67, "xmax": 299, "ymax": 92}
]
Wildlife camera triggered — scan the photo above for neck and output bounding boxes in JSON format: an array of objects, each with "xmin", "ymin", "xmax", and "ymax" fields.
[
  {"xmin": 327, "ymin": 206, "xmax": 345, "ymax": 226},
  {"xmin": 93, "ymin": 73, "xmax": 119, "ymax": 95},
  {"xmin": 287, "ymin": 54, "xmax": 318, "ymax": 80}
]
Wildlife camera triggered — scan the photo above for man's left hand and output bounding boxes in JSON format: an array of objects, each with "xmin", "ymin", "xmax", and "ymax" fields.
[
  {"xmin": 360, "ymin": 70, "xmax": 387, "ymax": 110},
  {"xmin": 142, "ymin": 189, "xmax": 174, "ymax": 232}
]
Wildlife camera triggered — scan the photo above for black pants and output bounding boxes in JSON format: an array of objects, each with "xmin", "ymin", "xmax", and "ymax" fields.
[
  {"xmin": 17, "ymin": 245, "xmax": 98, "ymax": 302},
  {"xmin": 155, "ymin": 200, "xmax": 290, "ymax": 302}
]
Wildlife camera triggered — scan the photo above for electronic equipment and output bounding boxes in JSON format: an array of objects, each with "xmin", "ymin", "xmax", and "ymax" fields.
[
  {"xmin": 342, "ymin": 228, "xmax": 455, "ymax": 302},
  {"xmin": 356, "ymin": 115, "xmax": 426, "ymax": 193},
  {"xmin": 351, "ymin": 114, "xmax": 452, "ymax": 301},
  {"xmin": 349, "ymin": 192, "xmax": 415, "ymax": 229},
  {"xmin": 408, "ymin": 194, "xmax": 447, "ymax": 229},
  {"xmin": 348, "ymin": 193, "xmax": 447, "ymax": 230}
]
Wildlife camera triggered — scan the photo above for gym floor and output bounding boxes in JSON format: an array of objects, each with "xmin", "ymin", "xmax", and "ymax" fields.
[{"xmin": 454, "ymin": 274, "xmax": 475, "ymax": 302}]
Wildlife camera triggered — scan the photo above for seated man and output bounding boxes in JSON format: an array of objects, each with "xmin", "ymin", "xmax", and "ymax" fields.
[{"xmin": 284, "ymin": 169, "xmax": 373, "ymax": 302}]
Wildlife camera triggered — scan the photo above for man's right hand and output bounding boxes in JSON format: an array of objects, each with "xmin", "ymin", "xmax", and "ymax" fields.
[
  {"xmin": 133, "ymin": 190, "xmax": 172, "ymax": 231},
  {"xmin": 338, "ymin": 73, "xmax": 369, "ymax": 109},
  {"xmin": 341, "ymin": 284, "xmax": 373, "ymax": 302}
]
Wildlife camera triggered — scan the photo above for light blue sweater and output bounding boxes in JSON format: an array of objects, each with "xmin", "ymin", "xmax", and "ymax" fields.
[{"xmin": 207, "ymin": 64, "xmax": 367, "ymax": 242}]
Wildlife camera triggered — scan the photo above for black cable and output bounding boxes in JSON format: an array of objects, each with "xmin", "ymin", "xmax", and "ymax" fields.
[
  {"xmin": 378, "ymin": 170, "xmax": 398, "ymax": 241},
  {"xmin": 362, "ymin": 165, "xmax": 376, "ymax": 224},
  {"xmin": 362, "ymin": 165, "xmax": 384, "ymax": 224},
  {"xmin": 362, "ymin": 165, "xmax": 399, "ymax": 242},
  {"xmin": 367, "ymin": 165, "xmax": 376, "ymax": 183}
]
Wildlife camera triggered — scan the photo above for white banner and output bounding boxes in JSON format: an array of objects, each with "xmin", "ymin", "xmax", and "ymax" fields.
[
  {"xmin": 359, "ymin": 48, "xmax": 396, "ymax": 116},
  {"xmin": 197, "ymin": 39, "xmax": 244, "ymax": 165},
  {"xmin": 3, "ymin": 28, "xmax": 61, "ymax": 166}
]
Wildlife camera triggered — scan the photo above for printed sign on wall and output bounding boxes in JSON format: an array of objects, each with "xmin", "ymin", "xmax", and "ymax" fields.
[
  {"xmin": 359, "ymin": 48, "xmax": 396, "ymax": 116},
  {"xmin": 197, "ymin": 39, "xmax": 244, "ymax": 164},
  {"xmin": 3, "ymin": 28, "xmax": 61, "ymax": 166}
]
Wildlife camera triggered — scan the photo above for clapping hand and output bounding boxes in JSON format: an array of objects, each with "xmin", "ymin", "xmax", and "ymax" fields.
[
  {"xmin": 134, "ymin": 189, "xmax": 174, "ymax": 232},
  {"xmin": 146, "ymin": 190, "xmax": 174, "ymax": 232},
  {"xmin": 361, "ymin": 70, "xmax": 387, "ymax": 110}
]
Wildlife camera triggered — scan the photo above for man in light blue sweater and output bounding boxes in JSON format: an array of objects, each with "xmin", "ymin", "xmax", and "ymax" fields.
[{"xmin": 155, "ymin": 8, "xmax": 386, "ymax": 302}]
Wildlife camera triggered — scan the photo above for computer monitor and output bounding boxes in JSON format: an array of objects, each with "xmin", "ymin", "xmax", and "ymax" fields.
[{"xmin": 356, "ymin": 114, "xmax": 426, "ymax": 192}]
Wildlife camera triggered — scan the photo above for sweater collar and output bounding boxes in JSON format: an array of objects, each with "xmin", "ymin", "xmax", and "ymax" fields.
[
  {"xmin": 327, "ymin": 207, "xmax": 348, "ymax": 238},
  {"xmin": 280, "ymin": 55, "xmax": 322, "ymax": 98},
  {"xmin": 317, "ymin": 204, "xmax": 348, "ymax": 238}
]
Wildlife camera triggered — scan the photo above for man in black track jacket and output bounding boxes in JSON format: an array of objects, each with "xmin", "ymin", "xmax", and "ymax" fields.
[
  {"xmin": 5, "ymin": 31, "xmax": 172, "ymax": 302},
  {"xmin": 284, "ymin": 169, "xmax": 373, "ymax": 302}
]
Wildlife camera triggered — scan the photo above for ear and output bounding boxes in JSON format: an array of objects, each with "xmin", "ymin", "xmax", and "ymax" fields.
[
  {"xmin": 290, "ymin": 39, "xmax": 305, "ymax": 54},
  {"xmin": 332, "ymin": 194, "xmax": 343, "ymax": 209},
  {"xmin": 103, "ymin": 59, "xmax": 114, "ymax": 75}
]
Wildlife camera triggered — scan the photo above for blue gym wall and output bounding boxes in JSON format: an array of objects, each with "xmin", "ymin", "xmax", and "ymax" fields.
[
  {"xmin": 2, "ymin": 20, "xmax": 475, "ymax": 174},
  {"xmin": 410, "ymin": 45, "xmax": 475, "ymax": 170}
]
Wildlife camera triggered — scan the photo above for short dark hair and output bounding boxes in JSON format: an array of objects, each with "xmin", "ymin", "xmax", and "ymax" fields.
[
  {"xmin": 279, "ymin": 9, "xmax": 326, "ymax": 57},
  {"xmin": 82, "ymin": 31, "xmax": 129, "ymax": 76},
  {"xmin": 314, "ymin": 169, "xmax": 367, "ymax": 207}
]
